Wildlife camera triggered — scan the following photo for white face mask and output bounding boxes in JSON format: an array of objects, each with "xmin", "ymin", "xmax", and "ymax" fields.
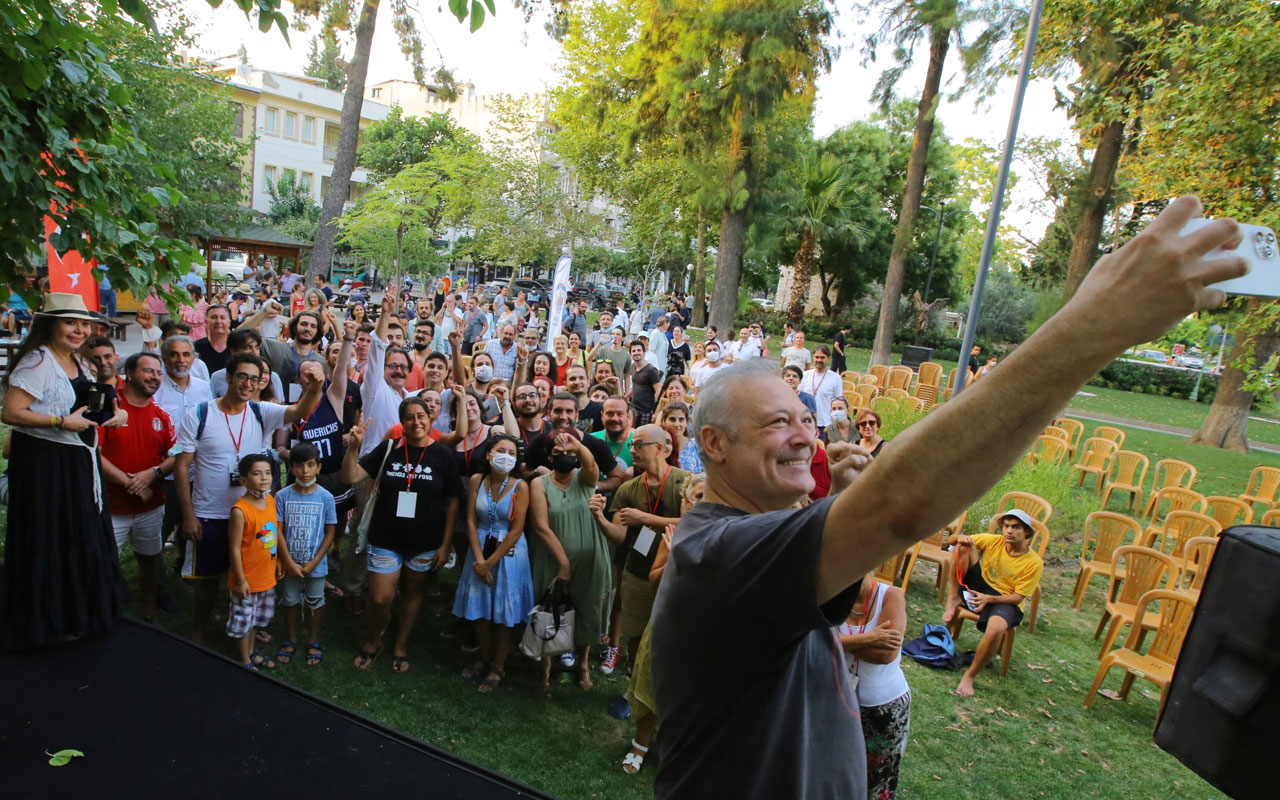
[
  {"xmin": 474, "ymin": 364, "xmax": 493, "ymax": 382},
  {"xmin": 830, "ymin": 409, "xmax": 848, "ymax": 422},
  {"xmin": 294, "ymin": 477, "xmax": 318, "ymax": 488},
  {"xmin": 490, "ymin": 452, "xmax": 517, "ymax": 474},
  {"xmin": 705, "ymin": 350, "xmax": 721, "ymax": 363}
]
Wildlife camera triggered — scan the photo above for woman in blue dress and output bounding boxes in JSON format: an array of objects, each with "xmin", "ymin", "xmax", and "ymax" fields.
[{"xmin": 454, "ymin": 433, "xmax": 532, "ymax": 692}]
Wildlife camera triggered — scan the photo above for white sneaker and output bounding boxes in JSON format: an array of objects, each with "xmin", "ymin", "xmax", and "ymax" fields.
[
  {"xmin": 445, "ymin": 552, "xmax": 457, "ymax": 569},
  {"xmin": 559, "ymin": 651, "xmax": 576, "ymax": 669}
]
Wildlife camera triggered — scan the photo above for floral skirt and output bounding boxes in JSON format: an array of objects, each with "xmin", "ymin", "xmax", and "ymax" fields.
[{"xmin": 862, "ymin": 690, "xmax": 911, "ymax": 799}]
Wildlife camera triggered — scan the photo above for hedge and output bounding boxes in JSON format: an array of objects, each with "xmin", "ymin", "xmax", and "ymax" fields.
[{"xmin": 1087, "ymin": 359, "xmax": 1219, "ymax": 403}]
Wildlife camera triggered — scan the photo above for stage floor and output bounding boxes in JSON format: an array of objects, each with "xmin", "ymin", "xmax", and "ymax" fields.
[{"xmin": 0, "ymin": 618, "xmax": 552, "ymax": 798}]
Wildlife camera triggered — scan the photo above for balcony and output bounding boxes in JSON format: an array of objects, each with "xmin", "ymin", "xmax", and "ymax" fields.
[{"xmin": 323, "ymin": 144, "xmax": 338, "ymax": 163}]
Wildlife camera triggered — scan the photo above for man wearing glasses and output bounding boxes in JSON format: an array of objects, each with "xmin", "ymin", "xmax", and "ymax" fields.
[{"xmin": 173, "ymin": 352, "xmax": 324, "ymax": 644}]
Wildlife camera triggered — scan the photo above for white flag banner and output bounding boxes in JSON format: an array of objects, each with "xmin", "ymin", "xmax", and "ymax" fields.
[{"xmin": 545, "ymin": 254, "xmax": 572, "ymax": 350}]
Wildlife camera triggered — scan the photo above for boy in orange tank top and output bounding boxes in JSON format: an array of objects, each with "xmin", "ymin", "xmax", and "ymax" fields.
[{"xmin": 227, "ymin": 454, "xmax": 280, "ymax": 669}]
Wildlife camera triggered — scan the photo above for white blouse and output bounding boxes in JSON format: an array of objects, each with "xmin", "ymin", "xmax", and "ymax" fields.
[{"xmin": 8, "ymin": 346, "xmax": 90, "ymax": 448}]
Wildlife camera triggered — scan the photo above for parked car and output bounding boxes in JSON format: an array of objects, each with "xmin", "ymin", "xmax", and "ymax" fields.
[
  {"xmin": 510, "ymin": 277, "xmax": 549, "ymax": 305},
  {"xmin": 1174, "ymin": 354, "xmax": 1205, "ymax": 369},
  {"xmin": 1137, "ymin": 349, "xmax": 1168, "ymax": 362},
  {"xmin": 479, "ymin": 281, "xmax": 507, "ymax": 302},
  {"xmin": 751, "ymin": 297, "xmax": 775, "ymax": 309}
]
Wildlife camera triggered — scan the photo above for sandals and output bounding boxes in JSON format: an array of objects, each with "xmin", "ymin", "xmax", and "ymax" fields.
[
  {"xmin": 391, "ymin": 654, "xmax": 411, "ymax": 674},
  {"xmin": 276, "ymin": 641, "xmax": 297, "ymax": 664},
  {"xmin": 462, "ymin": 660, "xmax": 488, "ymax": 680},
  {"xmin": 622, "ymin": 740, "xmax": 649, "ymax": 775},
  {"xmin": 353, "ymin": 646, "xmax": 382, "ymax": 671},
  {"xmin": 255, "ymin": 630, "xmax": 272, "ymax": 644},
  {"xmin": 478, "ymin": 668, "xmax": 505, "ymax": 693},
  {"xmin": 247, "ymin": 649, "xmax": 276, "ymax": 671},
  {"xmin": 305, "ymin": 643, "xmax": 323, "ymax": 667}
]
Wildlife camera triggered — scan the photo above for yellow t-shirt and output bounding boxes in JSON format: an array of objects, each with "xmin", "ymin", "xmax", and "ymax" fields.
[{"xmin": 972, "ymin": 533, "xmax": 1043, "ymax": 608}]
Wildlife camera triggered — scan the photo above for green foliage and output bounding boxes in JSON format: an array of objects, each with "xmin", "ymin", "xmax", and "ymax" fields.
[
  {"xmin": 304, "ymin": 27, "xmax": 347, "ymax": 91},
  {"xmin": 46, "ymin": 748, "xmax": 84, "ymax": 767},
  {"xmin": 1088, "ymin": 359, "xmax": 1220, "ymax": 404},
  {"xmin": 356, "ymin": 106, "xmax": 478, "ymax": 184},
  {"xmin": 963, "ymin": 459, "xmax": 1095, "ymax": 556},
  {"xmin": 266, "ymin": 173, "xmax": 320, "ymax": 226},
  {"xmin": 970, "ymin": 268, "xmax": 1039, "ymax": 344},
  {"xmin": 0, "ymin": 0, "xmax": 204, "ymax": 301}
]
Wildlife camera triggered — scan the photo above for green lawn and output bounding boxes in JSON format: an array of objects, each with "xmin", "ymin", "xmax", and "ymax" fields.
[
  {"xmin": 4, "ymin": 411, "xmax": 1272, "ymax": 799},
  {"xmin": 1068, "ymin": 384, "xmax": 1280, "ymax": 446}
]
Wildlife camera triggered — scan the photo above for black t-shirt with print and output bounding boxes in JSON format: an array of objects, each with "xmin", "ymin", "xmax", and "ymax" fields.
[
  {"xmin": 358, "ymin": 439, "xmax": 464, "ymax": 555},
  {"xmin": 631, "ymin": 364, "xmax": 662, "ymax": 415},
  {"xmin": 526, "ymin": 430, "xmax": 618, "ymax": 477}
]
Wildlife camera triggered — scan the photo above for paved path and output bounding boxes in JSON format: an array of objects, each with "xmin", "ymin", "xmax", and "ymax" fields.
[{"xmin": 1062, "ymin": 409, "xmax": 1280, "ymax": 455}]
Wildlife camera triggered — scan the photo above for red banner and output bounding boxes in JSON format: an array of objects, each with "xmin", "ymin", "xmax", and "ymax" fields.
[{"xmin": 44, "ymin": 207, "xmax": 99, "ymax": 312}]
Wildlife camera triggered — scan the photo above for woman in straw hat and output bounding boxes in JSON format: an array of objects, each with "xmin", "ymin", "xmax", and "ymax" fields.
[{"xmin": 1, "ymin": 292, "xmax": 126, "ymax": 650}]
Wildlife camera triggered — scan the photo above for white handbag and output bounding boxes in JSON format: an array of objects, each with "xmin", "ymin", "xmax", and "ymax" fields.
[{"xmin": 520, "ymin": 581, "xmax": 576, "ymax": 658}]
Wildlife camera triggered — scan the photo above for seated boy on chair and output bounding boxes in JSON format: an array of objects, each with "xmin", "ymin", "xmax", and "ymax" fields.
[{"xmin": 942, "ymin": 509, "xmax": 1044, "ymax": 697}]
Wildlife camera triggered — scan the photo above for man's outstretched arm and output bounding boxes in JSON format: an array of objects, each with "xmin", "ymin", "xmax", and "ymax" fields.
[{"xmin": 817, "ymin": 197, "xmax": 1247, "ymax": 604}]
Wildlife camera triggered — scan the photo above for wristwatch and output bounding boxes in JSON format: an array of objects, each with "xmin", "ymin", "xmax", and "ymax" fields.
[{"xmin": 153, "ymin": 466, "xmax": 165, "ymax": 480}]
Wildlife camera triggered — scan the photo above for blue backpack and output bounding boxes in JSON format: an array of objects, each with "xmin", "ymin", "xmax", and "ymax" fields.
[
  {"xmin": 902, "ymin": 624, "xmax": 959, "ymax": 670},
  {"xmin": 194, "ymin": 401, "xmax": 264, "ymax": 440}
]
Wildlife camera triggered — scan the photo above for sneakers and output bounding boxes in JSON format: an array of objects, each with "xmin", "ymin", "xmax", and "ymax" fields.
[
  {"xmin": 559, "ymin": 651, "xmax": 576, "ymax": 669},
  {"xmin": 599, "ymin": 645, "xmax": 619, "ymax": 675}
]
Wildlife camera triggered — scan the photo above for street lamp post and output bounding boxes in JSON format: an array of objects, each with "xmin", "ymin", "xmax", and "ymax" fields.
[
  {"xmin": 919, "ymin": 203, "xmax": 969, "ymax": 304},
  {"xmin": 1191, "ymin": 323, "xmax": 1226, "ymax": 402}
]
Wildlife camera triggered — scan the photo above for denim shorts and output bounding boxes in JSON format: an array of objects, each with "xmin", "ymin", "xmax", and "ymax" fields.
[
  {"xmin": 366, "ymin": 544, "xmax": 437, "ymax": 575},
  {"xmin": 279, "ymin": 575, "xmax": 326, "ymax": 609}
]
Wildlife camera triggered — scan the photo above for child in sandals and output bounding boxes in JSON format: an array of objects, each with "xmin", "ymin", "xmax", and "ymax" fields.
[{"xmin": 274, "ymin": 443, "xmax": 338, "ymax": 667}]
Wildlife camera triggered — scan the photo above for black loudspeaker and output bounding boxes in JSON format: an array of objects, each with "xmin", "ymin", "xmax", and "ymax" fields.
[{"xmin": 1155, "ymin": 525, "xmax": 1280, "ymax": 800}]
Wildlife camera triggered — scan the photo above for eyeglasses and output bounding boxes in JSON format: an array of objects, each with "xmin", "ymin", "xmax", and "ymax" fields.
[
  {"xmin": 629, "ymin": 440, "xmax": 664, "ymax": 451},
  {"xmin": 514, "ymin": 392, "xmax": 540, "ymax": 401},
  {"xmin": 230, "ymin": 372, "xmax": 260, "ymax": 384}
]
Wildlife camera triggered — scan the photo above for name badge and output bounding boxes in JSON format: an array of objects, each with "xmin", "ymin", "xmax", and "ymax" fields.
[
  {"xmin": 287, "ymin": 382, "xmax": 302, "ymax": 403},
  {"xmin": 396, "ymin": 491, "xmax": 417, "ymax": 518},
  {"xmin": 633, "ymin": 525, "xmax": 657, "ymax": 557}
]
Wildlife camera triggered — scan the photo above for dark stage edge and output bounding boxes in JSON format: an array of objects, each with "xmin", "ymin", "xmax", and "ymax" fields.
[{"xmin": 0, "ymin": 617, "xmax": 554, "ymax": 799}]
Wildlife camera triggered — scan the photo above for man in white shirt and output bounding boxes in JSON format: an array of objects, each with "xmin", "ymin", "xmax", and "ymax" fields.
[
  {"xmin": 799, "ymin": 346, "xmax": 841, "ymax": 430},
  {"xmin": 781, "ymin": 331, "xmax": 813, "ymax": 371},
  {"xmin": 155, "ymin": 335, "xmax": 214, "ymax": 551},
  {"xmin": 173, "ymin": 352, "xmax": 323, "ymax": 644},
  {"xmin": 693, "ymin": 340, "xmax": 727, "ymax": 393}
]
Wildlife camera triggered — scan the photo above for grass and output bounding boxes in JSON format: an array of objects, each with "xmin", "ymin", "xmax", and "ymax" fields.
[
  {"xmin": 5, "ymin": 409, "xmax": 1273, "ymax": 799},
  {"xmin": 1068, "ymin": 385, "xmax": 1280, "ymax": 447}
]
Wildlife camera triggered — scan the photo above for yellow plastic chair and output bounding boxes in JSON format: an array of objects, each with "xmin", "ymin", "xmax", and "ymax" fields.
[
  {"xmin": 1040, "ymin": 426, "xmax": 1069, "ymax": 442},
  {"xmin": 841, "ymin": 371, "xmax": 863, "ymax": 382},
  {"xmin": 852, "ymin": 384, "xmax": 875, "ymax": 407},
  {"xmin": 868, "ymin": 364, "xmax": 888, "ymax": 384},
  {"xmin": 1144, "ymin": 486, "xmax": 1208, "ymax": 542},
  {"xmin": 1026, "ymin": 435, "xmax": 1069, "ymax": 467},
  {"xmin": 1204, "ymin": 495, "xmax": 1254, "ymax": 531},
  {"xmin": 871, "ymin": 550, "xmax": 910, "ymax": 589},
  {"xmin": 1073, "ymin": 437, "xmax": 1119, "ymax": 493},
  {"xmin": 886, "ymin": 366, "xmax": 914, "ymax": 392},
  {"xmin": 946, "ymin": 563, "xmax": 1019, "ymax": 675},
  {"xmin": 1101, "ymin": 451, "xmax": 1151, "ymax": 513},
  {"xmin": 1072, "ymin": 511, "xmax": 1143, "ymax": 610},
  {"xmin": 1262, "ymin": 509, "xmax": 1280, "ymax": 527},
  {"xmin": 1054, "ymin": 418, "xmax": 1085, "ymax": 458},
  {"xmin": 1085, "ymin": 589, "xmax": 1197, "ymax": 733},
  {"xmin": 917, "ymin": 361, "xmax": 943, "ymax": 388},
  {"xmin": 1239, "ymin": 466, "xmax": 1280, "ymax": 511},
  {"xmin": 1026, "ymin": 519, "xmax": 1051, "ymax": 633},
  {"xmin": 1142, "ymin": 459, "xmax": 1198, "ymax": 517},
  {"xmin": 871, "ymin": 397, "xmax": 897, "ymax": 417},
  {"xmin": 986, "ymin": 491, "xmax": 1054, "ymax": 533},
  {"xmin": 1095, "ymin": 545, "xmax": 1180, "ymax": 660},
  {"xmin": 1093, "ymin": 425, "xmax": 1127, "ymax": 449},
  {"xmin": 914, "ymin": 384, "xmax": 938, "ymax": 409},
  {"xmin": 885, "ymin": 387, "xmax": 910, "ymax": 401},
  {"xmin": 1179, "ymin": 536, "xmax": 1218, "ymax": 597},
  {"xmin": 901, "ymin": 511, "xmax": 967, "ymax": 605},
  {"xmin": 1144, "ymin": 510, "xmax": 1221, "ymax": 559}
]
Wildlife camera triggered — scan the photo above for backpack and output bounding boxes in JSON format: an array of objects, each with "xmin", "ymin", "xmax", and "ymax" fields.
[
  {"xmin": 194, "ymin": 401, "xmax": 264, "ymax": 441},
  {"xmin": 902, "ymin": 624, "xmax": 959, "ymax": 670}
]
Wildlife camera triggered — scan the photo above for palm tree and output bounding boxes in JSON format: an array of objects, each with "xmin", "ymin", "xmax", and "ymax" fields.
[{"xmin": 782, "ymin": 152, "xmax": 867, "ymax": 325}]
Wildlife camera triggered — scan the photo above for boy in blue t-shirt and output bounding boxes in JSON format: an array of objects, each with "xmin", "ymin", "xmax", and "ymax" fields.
[{"xmin": 275, "ymin": 443, "xmax": 338, "ymax": 666}]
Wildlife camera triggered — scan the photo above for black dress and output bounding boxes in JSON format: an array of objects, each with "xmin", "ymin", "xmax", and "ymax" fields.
[{"xmin": 1, "ymin": 352, "xmax": 123, "ymax": 650}]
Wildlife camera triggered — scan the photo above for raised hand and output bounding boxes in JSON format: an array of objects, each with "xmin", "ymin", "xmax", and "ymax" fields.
[
  {"xmin": 826, "ymin": 441, "xmax": 873, "ymax": 495},
  {"xmin": 343, "ymin": 412, "xmax": 367, "ymax": 450},
  {"xmin": 662, "ymin": 523, "xmax": 676, "ymax": 550},
  {"xmin": 344, "ymin": 318, "xmax": 358, "ymax": 340}
]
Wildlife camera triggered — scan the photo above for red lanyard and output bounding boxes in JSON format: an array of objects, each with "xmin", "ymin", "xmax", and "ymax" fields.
[
  {"xmin": 462, "ymin": 425, "xmax": 486, "ymax": 472},
  {"xmin": 402, "ymin": 440, "xmax": 429, "ymax": 491},
  {"xmin": 609, "ymin": 429, "xmax": 631, "ymax": 459},
  {"xmin": 223, "ymin": 403, "xmax": 248, "ymax": 457},
  {"xmin": 810, "ymin": 369, "xmax": 829, "ymax": 396},
  {"xmin": 643, "ymin": 466, "xmax": 672, "ymax": 515}
]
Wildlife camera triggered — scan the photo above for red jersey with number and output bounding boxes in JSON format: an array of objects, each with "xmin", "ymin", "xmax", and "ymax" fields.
[{"xmin": 99, "ymin": 399, "xmax": 176, "ymax": 514}]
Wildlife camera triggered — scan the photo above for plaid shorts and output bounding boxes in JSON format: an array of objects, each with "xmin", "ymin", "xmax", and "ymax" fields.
[{"xmin": 226, "ymin": 589, "xmax": 277, "ymax": 638}]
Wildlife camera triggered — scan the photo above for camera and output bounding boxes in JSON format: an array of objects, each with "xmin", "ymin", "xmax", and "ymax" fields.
[{"xmin": 1181, "ymin": 219, "xmax": 1279, "ymax": 296}]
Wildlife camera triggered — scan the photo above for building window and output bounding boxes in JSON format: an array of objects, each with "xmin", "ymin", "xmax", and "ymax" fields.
[
  {"xmin": 263, "ymin": 164, "xmax": 277, "ymax": 189},
  {"xmin": 302, "ymin": 116, "xmax": 315, "ymax": 143},
  {"xmin": 231, "ymin": 102, "xmax": 244, "ymax": 138},
  {"xmin": 284, "ymin": 111, "xmax": 297, "ymax": 139},
  {"xmin": 264, "ymin": 106, "xmax": 278, "ymax": 135},
  {"xmin": 371, "ymin": 87, "xmax": 382, "ymax": 98},
  {"xmin": 300, "ymin": 172, "xmax": 313, "ymax": 192},
  {"xmin": 282, "ymin": 167, "xmax": 297, "ymax": 185}
]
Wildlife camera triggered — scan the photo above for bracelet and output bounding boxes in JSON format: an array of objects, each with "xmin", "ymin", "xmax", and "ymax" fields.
[
  {"xmin": 343, "ymin": 337, "xmax": 355, "ymax": 343},
  {"xmin": 49, "ymin": 415, "xmax": 61, "ymax": 429},
  {"xmin": 153, "ymin": 466, "xmax": 164, "ymax": 479}
]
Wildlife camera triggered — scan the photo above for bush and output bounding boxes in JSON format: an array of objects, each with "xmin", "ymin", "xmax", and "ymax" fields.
[{"xmin": 1088, "ymin": 359, "xmax": 1219, "ymax": 404}]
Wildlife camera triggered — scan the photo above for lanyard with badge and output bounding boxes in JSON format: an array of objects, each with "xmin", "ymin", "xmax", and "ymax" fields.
[
  {"xmin": 633, "ymin": 465, "xmax": 671, "ymax": 559},
  {"xmin": 223, "ymin": 405, "xmax": 248, "ymax": 487},
  {"xmin": 396, "ymin": 439, "xmax": 430, "ymax": 518}
]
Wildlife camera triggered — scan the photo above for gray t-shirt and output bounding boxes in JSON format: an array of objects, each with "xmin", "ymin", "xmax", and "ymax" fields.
[{"xmin": 650, "ymin": 498, "xmax": 865, "ymax": 799}]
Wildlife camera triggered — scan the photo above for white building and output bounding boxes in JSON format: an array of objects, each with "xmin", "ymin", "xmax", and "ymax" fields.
[{"xmin": 204, "ymin": 60, "xmax": 390, "ymax": 214}]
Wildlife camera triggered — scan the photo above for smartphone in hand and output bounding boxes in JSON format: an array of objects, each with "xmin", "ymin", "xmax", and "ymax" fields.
[{"xmin": 1182, "ymin": 219, "xmax": 1279, "ymax": 297}]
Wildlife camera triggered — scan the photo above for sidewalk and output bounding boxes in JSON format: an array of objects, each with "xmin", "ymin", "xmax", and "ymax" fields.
[{"xmin": 1062, "ymin": 409, "xmax": 1280, "ymax": 455}]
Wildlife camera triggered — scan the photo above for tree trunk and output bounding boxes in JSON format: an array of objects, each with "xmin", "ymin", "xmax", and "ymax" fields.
[
  {"xmin": 787, "ymin": 230, "xmax": 817, "ymax": 325},
  {"xmin": 1062, "ymin": 119, "xmax": 1124, "ymax": 299},
  {"xmin": 869, "ymin": 25, "xmax": 950, "ymax": 367},
  {"xmin": 307, "ymin": 0, "xmax": 380, "ymax": 287},
  {"xmin": 709, "ymin": 116, "xmax": 752, "ymax": 335},
  {"xmin": 1190, "ymin": 304, "xmax": 1280, "ymax": 451},
  {"xmin": 818, "ymin": 266, "xmax": 833, "ymax": 317},
  {"xmin": 693, "ymin": 210, "xmax": 707, "ymax": 327}
]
